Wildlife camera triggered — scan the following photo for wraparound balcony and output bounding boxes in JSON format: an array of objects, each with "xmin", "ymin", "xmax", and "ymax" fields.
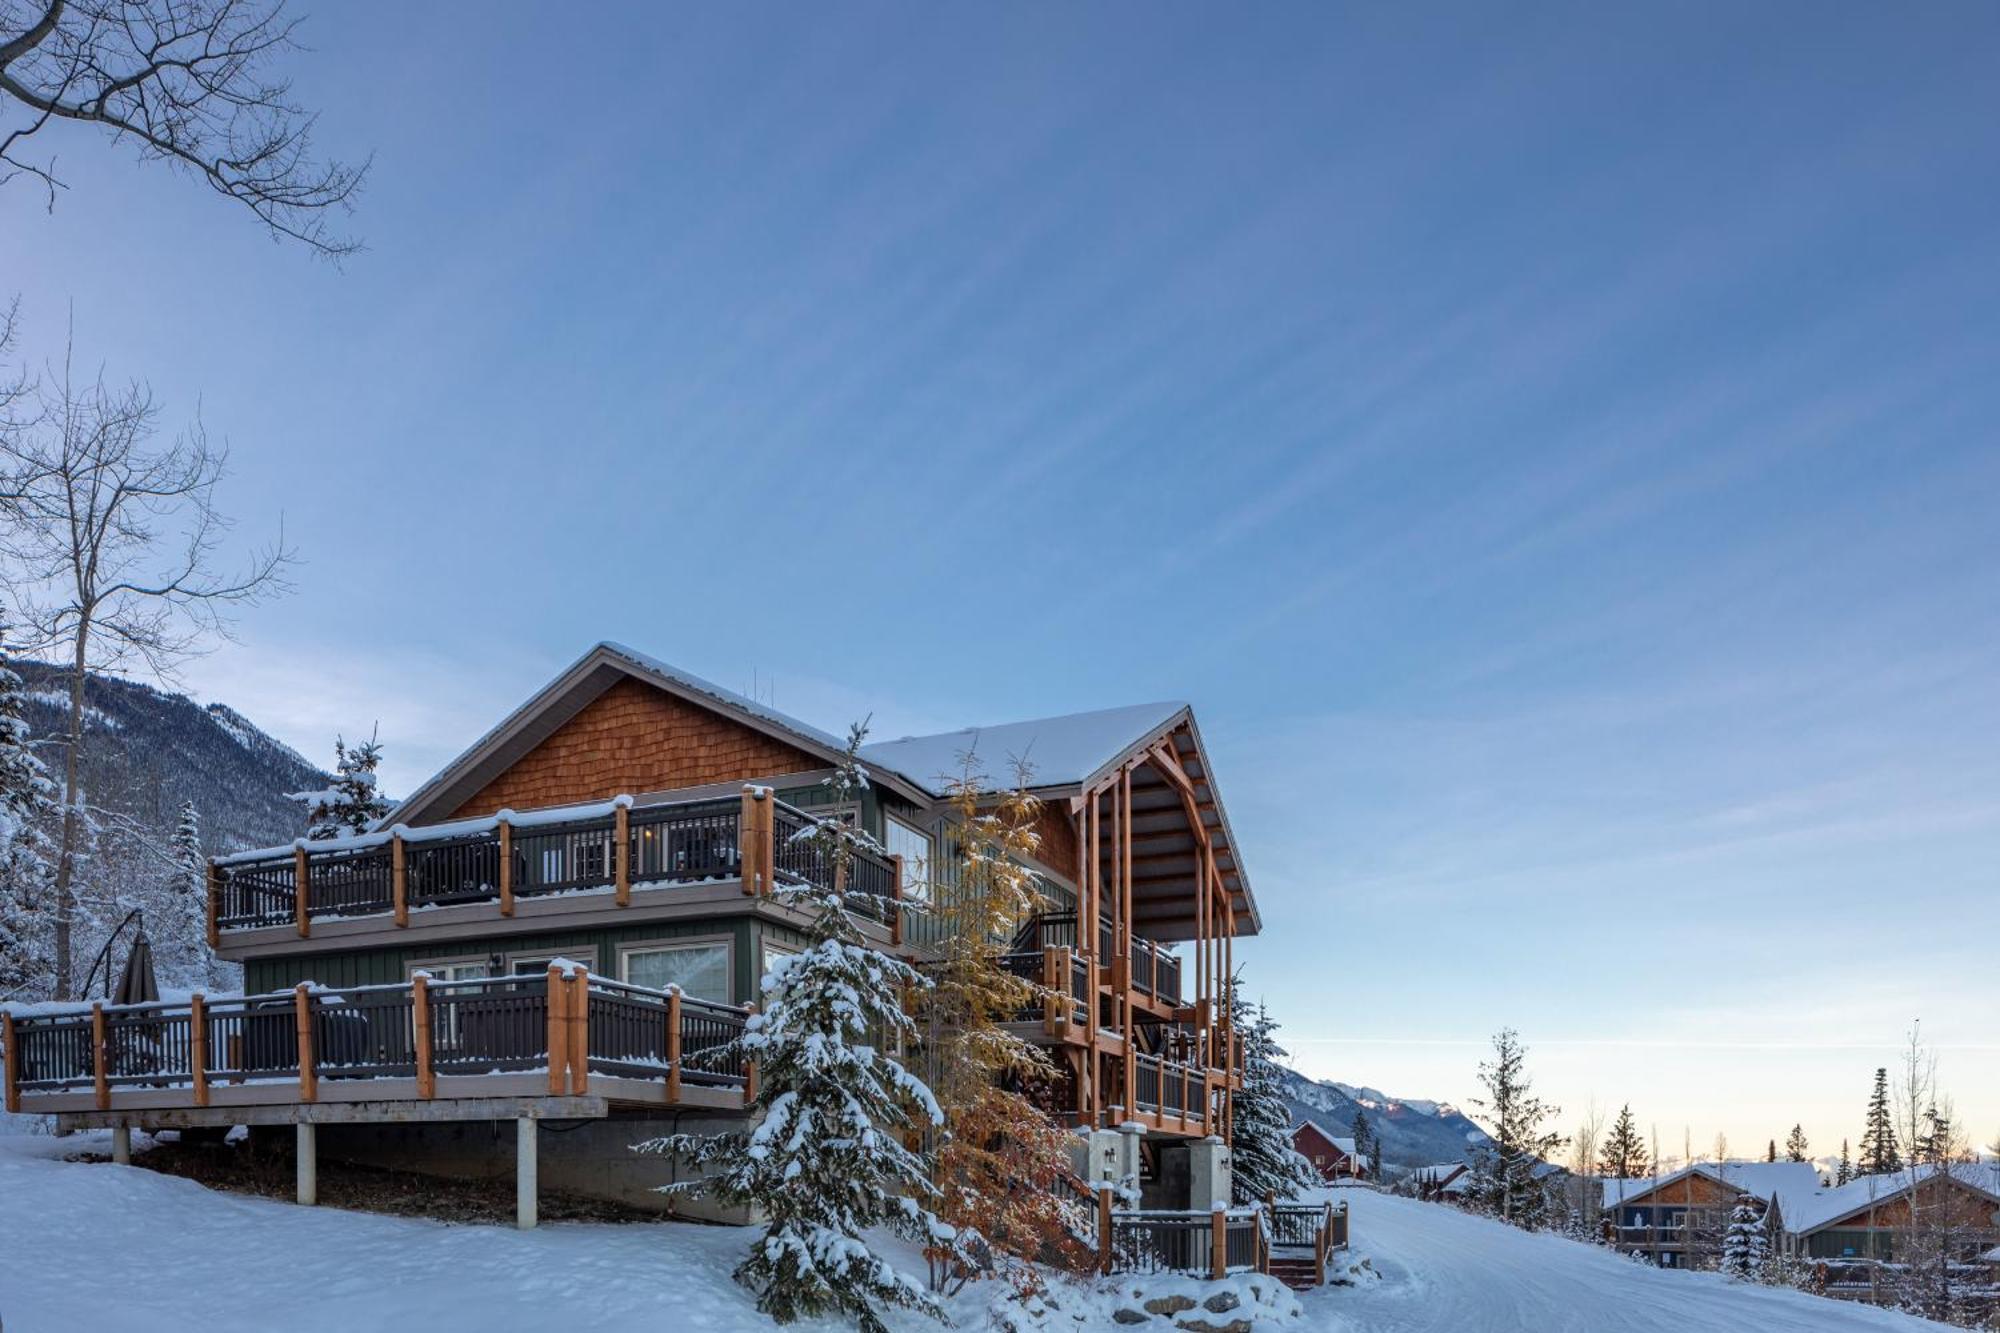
[{"xmin": 208, "ymin": 788, "xmax": 904, "ymax": 946}]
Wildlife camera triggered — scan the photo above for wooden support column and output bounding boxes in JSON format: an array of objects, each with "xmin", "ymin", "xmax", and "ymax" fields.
[
  {"xmin": 294, "ymin": 984, "xmax": 317, "ymax": 1103},
  {"xmin": 567, "ymin": 970, "xmax": 589, "ymax": 1096},
  {"xmin": 190, "ymin": 994, "xmax": 210, "ymax": 1108},
  {"xmin": 614, "ymin": 801, "xmax": 632, "ymax": 906},
  {"xmin": 412, "ymin": 973, "xmax": 435, "ymax": 1099},
  {"xmin": 1120, "ymin": 771, "xmax": 1135, "ymax": 1124},
  {"xmin": 545, "ymin": 964, "xmax": 568, "ymax": 1095},
  {"xmin": 666, "ymin": 987, "xmax": 683, "ymax": 1102},
  {"xmin": 91, "ymin": 1002, "xmax": 109, "ymax": 1110},
  {"xmin": 743, "ymin": 1001, "xmax": 760, "ymax": 1102},
  {"xmin": 1083, "ymin": 791, "xmax": 1100, "ymax": 1127},
  {"xmin": 205, "ymin": 863, "xmax": 222, "ymax": 949},
  {"xmin": 1, "ymin": 1011, "xmax": 19, "ymax": 1113},
  {"xmin": 391, "ymin": 831, "xmax": 409, "ymax": 927},
  {"xmin": 293, "ymin": 846, "xmax": 310, "ymax": 938},
  {"xmin": 1211, "ymin": 1208, "xmax": 1228, "ymax": 1279}
]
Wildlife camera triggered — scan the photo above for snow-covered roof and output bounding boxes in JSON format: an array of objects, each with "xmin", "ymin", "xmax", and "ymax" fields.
[
  {"xmin": 1785, "ymin": 1163, "xmax": 2000, "ymax": 1236},
  {"xmin": 857, "ymin": 701, "xmax": 1188, "ymax": 798},
  {"xmin": 597, "ymin": 642, "xmax": 850, "ymax": 754},
  {"xmin": 1291, "ymin": 1119, "xmax": 1359, "ymax": 1157},
  {"xmin": 1599, "ymin": 1161, "xmax": 1823, "ymax": 1217}
]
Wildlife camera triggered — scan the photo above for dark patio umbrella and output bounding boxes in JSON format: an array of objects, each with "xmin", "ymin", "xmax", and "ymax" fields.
[{"xmin": 114, "ymin": 929, "xmax": 160, "ymax": 1006}]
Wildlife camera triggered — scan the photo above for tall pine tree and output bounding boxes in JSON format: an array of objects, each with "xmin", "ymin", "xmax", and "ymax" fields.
[
  {"xmin": 1784, "ymin": 1124, "xmax": 1809, "ymax": 1164},
  {"xmin": 292, "ymin": 732, "xmax": 389, "ymax": 840},
  {"xmin": 0, "ymin": 610, "xmax": 58, "ymax": 1000},
  {"xmin": 1350, "ymin": 1108, "xmax": 1372, "ymax": 1176},
  {"xmin": 1598, "ymin": 1104, "xmax": 1649, "ymax": 1179},
  {"xmin": 633, "ymin": 725, "xmax": 945, "ymax": 1333},
  {"xmin": 1470, "ymin": 1028, "xmax": 1567, "ymax": 1229},
  {"xmin": 1859, "ymin": 1068, "xmax": 1901, "ymax": 1176},
  {"xmin": 1836, "ymin": 1139, "xmax": 1853, "ymax": 1185},
  {"xmin": 1229, "ymin": 980, "xmax": 1317, "ymax": 1204}
]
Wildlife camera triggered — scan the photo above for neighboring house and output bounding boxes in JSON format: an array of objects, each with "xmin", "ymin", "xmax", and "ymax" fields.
[
  {"xmin": 1602, "ymin": 1162, "xmax": 1821, "ymax": 1268},
  {"xmin": 1412, "ymin": 1161, "xmax": 1468, "ymax": 1201},
  {"xmin": 1782, "ymin": 1164, "xmax": 2000, "ymax": 1303},
  {"xmin": 1293, "ymin": 1119, "xmax": 1370, "ymax": 1181},
  {"xmin": 4, "ymin": 641, "xmax": 1263, "ymax": 1226}
]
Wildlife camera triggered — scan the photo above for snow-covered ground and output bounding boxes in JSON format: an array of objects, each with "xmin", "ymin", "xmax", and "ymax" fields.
[
  {"xmin": 0, "ymin": 1137, "xmax": 1947, "ymax": 1332},
  {"xmin": 1301, "ymin": 1185, "xmax": 1938, "ymax": 1332}
]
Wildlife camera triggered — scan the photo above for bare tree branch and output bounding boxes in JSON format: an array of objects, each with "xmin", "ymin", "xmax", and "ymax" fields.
[{"xmin": 0, "ymin": 0, "xmax": 366, "ymax": 257}]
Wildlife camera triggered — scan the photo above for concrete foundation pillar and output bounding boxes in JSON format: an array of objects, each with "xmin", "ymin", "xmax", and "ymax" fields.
[
  {"xmin": 1072, "ymin": 1128, "xmax": 1125, "ymax": 1186},
  {"xmin": 1189, "ymin": 1135, "xmax": 1232, "ymax": 1211},
  {"xmin": 1116, "ymin": 1122, "xmax": 1144, "ymax": 1185},
  {"xmin": 110, "ymin": 1125, "xmax": 131, "ymax": 1165},
  {"xmin": 296, "ymin": 1122, "xmax": 317, "ymax": 1206},
  {"xmin": 516, "ymin": 1118, "xmax": 538, "ymax": 1230}
]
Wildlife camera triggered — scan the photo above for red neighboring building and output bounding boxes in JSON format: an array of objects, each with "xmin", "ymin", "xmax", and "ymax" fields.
[{"xmin": 1292, "ymin": 1119, "xmax": 1370, "ymax": 1182}]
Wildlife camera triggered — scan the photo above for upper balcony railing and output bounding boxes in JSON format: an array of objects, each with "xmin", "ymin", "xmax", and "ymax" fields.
[
  {"xmin": 1014, "ymin": 911, "xmax": 1183, "ymax": 1005},
  {"xmin": 210, "ymin": 789, "xmax": 903, "ymax": 941}
]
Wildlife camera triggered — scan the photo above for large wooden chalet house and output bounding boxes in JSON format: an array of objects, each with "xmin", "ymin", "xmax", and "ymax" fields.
[{"xmin": 4, "ymin": 642, "xmax": 1267, "ymax": 1231}]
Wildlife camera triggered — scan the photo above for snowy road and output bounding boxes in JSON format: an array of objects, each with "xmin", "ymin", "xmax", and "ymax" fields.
[{"xmin": 1302, "ymin": 1187, "xmax": 1936, "ymax": 1332}]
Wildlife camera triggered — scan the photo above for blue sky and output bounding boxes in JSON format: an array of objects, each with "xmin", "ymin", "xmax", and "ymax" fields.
[{"xmin": 5, "ymin": 3, "xmax": 1998, "ymax": 1157}]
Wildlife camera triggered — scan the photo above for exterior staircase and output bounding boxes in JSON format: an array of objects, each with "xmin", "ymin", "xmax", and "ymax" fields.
[{"xmin": 1266, "ymin": 1252, "xmax": 1321, "ymax": 1290}]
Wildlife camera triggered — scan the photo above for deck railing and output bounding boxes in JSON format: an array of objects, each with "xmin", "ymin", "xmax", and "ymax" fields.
[
  {"xmin": 1015, "ymin": 912, "xmax": 1182, "ymax": 1004},
  {"xmin": 211, "ymin": 791, "xmax": 900, "ymax": 939},
  {"xmin": 1, "ymin": 971, "xmax": 752, "ymax": 1113},
  {"xmin": 1106, "ymin": 1209, "xmax": 1266, "ymax": 1278}
]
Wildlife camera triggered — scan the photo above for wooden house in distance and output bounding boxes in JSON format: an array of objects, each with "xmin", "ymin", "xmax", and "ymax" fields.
[
  {"xmin": 5, "ymin": 641, "xmax": 1264, "ymax": 1224},
  {"xmin": 1293, "ymin": 1119, "xmax": 1371, "ymax": 1182},
  {"xmin": 1602, "ymin": 1162, "xmax": 1821, "ymax": 1268}
]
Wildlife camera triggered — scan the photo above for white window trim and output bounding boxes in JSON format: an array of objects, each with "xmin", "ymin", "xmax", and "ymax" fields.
[
  {"xmin": 616, "ymin": 935, "xmax": 735, "ymax": 1003},
  {"xmin": 406, "ymin": 953, "xmax": 497, "ymax": 980},
  {"xmin": 502, "ymin": 946, "xmax": 599, "ymax": 976},
  {"xmin": 885, "ymin": 812, "xmax": 933, "ymax": 902}
]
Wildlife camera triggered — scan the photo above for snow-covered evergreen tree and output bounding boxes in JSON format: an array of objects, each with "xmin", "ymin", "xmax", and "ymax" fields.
[
  {"xmin": 151, "ymin": 800, "xmax": 221, "ymax": 989},
  {"xmin": 0, "ymin": 612, "xmax": 58, "ymax": 1000},
  {"xmin": 1230, "ymin": 982, "xmax": 1318, "ymax": 1204},
  {"xmin": 1859, "ymin": 1067, "xmax": 1901, "ymax": 1175},
  {"xmin": 1721, "ymin": 1195, "xmax": 1768, "ymax": 1281},
  {"xmin": 633, "ymin": 724, "xmax": 946, "ymax": 1333},
  {"xmin": 290, "ymin": 732, "xmax": 388, "ymax": 840},
  {"xmin": 1766, "ymin": 1139, "xmax": 1777, "ymax": 1163},
  {"xmin": 1368, "ymin": 1129, "xmax": 1384, "ymax": 1181},
  {"xmin": 1599, "ymin": 1104, "xmax": 1648, "ymax": 1180},
  {"xmin": 1835, "ymin": 1139, "xmax": 1853, "ymax": 1185},
  {"xmin": 1350, "ymin": 1108, "xmax": 1372, "ymax": 1174},
  {"xmin": 1469, "ymin": 1027, "xmax": 1567, "ymax": 1229},
  {"xmin": 1784, "ymin": 1124, "xmax": 1809, "ymax": 1164}
]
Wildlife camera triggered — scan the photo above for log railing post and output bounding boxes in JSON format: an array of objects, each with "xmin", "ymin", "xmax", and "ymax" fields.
[
  {"xmin": 294, "ymin": 984, "xmax": 317, "ymax": 1103},
  {"xmin": 293, "ymin": 845, "xmax": 310, "ymax": 938},
  {"xmin": 412, "ymin": 973, "xmax": 435, "ymax": 1099},
  {"xmin": 890, "ymin": 853, "xmax": 904, "ymax": 947},
  {"xmin": 1042, "ymin": 945, "xmax": 1060, "ymax": 1036},
  {"xmin": 545, "ymin": 965, "xmax": 568, "ymax": 1096},
  {"xmin": 205, "ymin": 863, "xmax": 222, "ymax": 949},
  {"xmin": 1098, "ymin": 1188, "xmax": 1114, "ymax": 1276},
  {"xmin": 614, "ymin": 800, "xmax": 632, "ymax": 906},
  {"xmin": 91, "ymin": 1002, "xmax": 109, "ymax": 1110},
  {"xmin": 497, "ymin": 817, "xmax": 514, "ymax": 917},
  {"xmin": 742, "ymin": 1000, "xmax": 760, "ymax": 1103},
  {"xmin": 392, "ymin": 831, "xmax": 408, "ymax": 927},
  {"xmin": 190, "ymin": 994, "xmax": 209, "ymax": 1108},
  {"xmin": 1057, "ymin": 945, "xmax": 1074, "ymax": 1037},
  {"xmin": 739, "ymin": 788, "xmax": 759, "ymax": 896},
  {"xmin": 1211, "ymin": 1208, "xmax": 1227, "ymax": 1280},
  {"xmin": 1, "ymin": 1011, "xmax": 19, "ymax": 1113},
  {"xmin": 666, "ymin": 987, "xmax": 682, "ymax": 1103},
  {"xmin": 567, "ymin": 970, "xmax": 589, "ymax": 1096}
]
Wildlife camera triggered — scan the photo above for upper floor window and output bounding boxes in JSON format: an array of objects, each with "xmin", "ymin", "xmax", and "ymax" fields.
[{"xmin": 884, "ymin": 814, "xmax": 932, "ymax": 903}]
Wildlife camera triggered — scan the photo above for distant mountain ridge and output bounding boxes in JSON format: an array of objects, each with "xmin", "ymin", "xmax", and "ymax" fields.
[
  {"xmin": 1280, "ymin": 1064, "xmax": 1492, "ymax": 1171},
  {"xmin": 14, "ymin": 659, "xmax": 332, "ymax": 855}
]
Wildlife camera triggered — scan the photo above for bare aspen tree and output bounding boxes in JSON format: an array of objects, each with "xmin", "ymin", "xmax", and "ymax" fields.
[
  {"xmin": 0, "ymin": 0, "xmax": 366, "ymax": 256},
  {"xmin": 0, "ymin": 324, "xmax": 292, "ymax": 996}
]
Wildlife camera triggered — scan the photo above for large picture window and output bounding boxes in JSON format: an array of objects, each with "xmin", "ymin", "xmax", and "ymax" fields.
[
  {"xmin": 884, "ymin": 814, "xmax": 933, "ymax": 904},
  {"xmin": 620, "ymin": 940, "xmax": 732, "ymax": 1003}
]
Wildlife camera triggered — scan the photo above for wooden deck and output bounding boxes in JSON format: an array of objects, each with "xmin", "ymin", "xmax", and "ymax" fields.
[{"xmin": 2, "ymin": 968, "xmax": 752, "ymax": 1122}]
